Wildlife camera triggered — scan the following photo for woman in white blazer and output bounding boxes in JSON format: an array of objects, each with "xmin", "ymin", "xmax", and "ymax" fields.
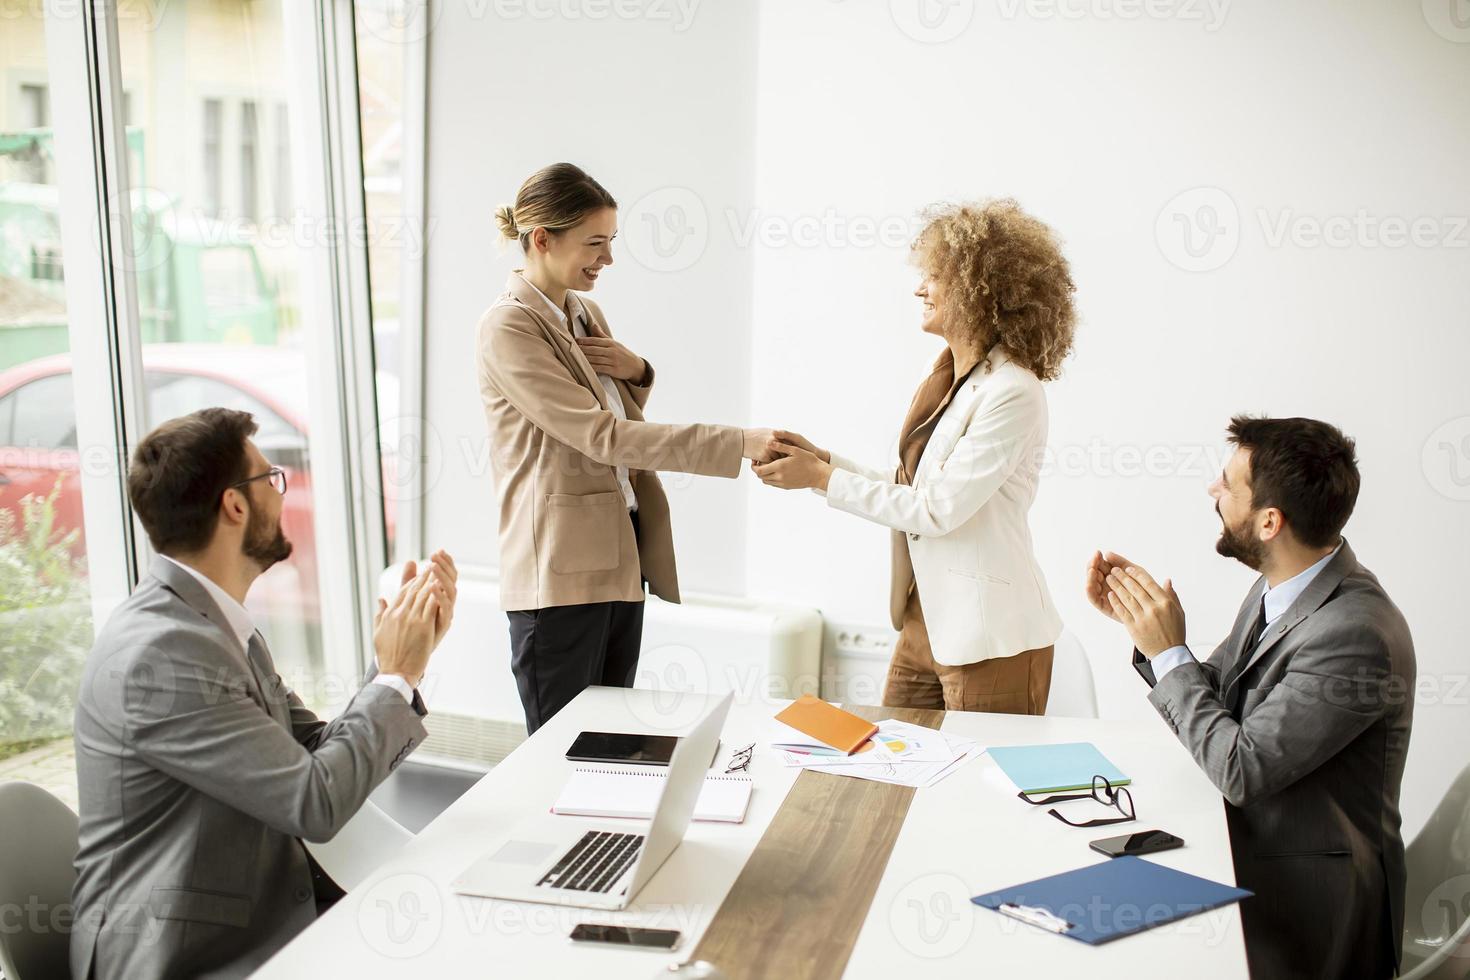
[{"xmin": 755, "ymin": 199, "xmax": 1076, "ymax": 714}]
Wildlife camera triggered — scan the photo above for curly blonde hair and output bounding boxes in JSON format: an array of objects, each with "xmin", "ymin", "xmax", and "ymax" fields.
[{"xmin": 911, "ymin": 199, "xmax": 1077, "ymax": 382}]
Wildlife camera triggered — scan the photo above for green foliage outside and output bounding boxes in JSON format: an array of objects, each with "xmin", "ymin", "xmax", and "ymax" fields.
[{"xmin": 0, "ymin": 482, "xmax": 93, "ymax": 761}]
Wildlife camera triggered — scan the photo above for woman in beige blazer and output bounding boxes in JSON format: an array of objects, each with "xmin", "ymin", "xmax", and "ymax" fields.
[
  {"xmin": 755, "ymin": 200, "xmax": 1076, "ymax": 715},
  {"xmin": 478, "ymin": 163, "xmax": 776, "ymax": 733}
]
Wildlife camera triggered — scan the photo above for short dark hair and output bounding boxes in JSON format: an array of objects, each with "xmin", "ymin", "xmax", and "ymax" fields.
[
  {"xmin": 1227, "ymin": 415, "xmax": 1359, "ymax": 548},
  {"xmin": 128, "ymin": 408, "xmax": 258, "ymax": 555}
]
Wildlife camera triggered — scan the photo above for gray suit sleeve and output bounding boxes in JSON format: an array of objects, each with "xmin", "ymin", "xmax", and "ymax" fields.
[
  {"xmin": 118, "ymin": 640, "xmax": 426, "ymax": 843},
  {"xmin": 288, "ymin": 665, "xmax": 426, "ymax": 751},
  {"xmin": 289, "ymin": 682, "xmax": 425, "ymax": 754},
  {"xmin": 1146, "ymin": 622, "xmax": 1392, "ymax": 808},
  {"xmin": 1132, "ymin": 647, "xmax": 1223, "ymax": 689},
  {"xmin": 287, "ymin": 691, "xmax": 329, "ymax": 751}
]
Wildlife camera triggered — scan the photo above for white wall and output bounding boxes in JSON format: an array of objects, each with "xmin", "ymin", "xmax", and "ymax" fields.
[
  {"xmin": 421, "ymin": 0, "xmax": 759, "ymax": 593},
  {"xmin": 422, "ymin": 0, "xmax": 1470, "ymax": 836},
  {"xmin": 742, "ymin": 0, "xmax": 1470, "ymax": 837}
]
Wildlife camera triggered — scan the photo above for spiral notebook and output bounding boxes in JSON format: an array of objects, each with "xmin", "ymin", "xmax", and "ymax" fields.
[{"xmin": 551, "ymin": 766, "xmax": 754, "ymax": 824}]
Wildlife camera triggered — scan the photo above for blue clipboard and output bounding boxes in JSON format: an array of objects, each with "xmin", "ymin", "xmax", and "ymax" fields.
[{"xmin": 972, "ymin": 856, "xmax": 1252, "ymax": 945}]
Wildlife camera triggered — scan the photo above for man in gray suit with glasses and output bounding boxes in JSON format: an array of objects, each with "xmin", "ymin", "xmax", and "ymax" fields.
[
  {"xmin": 71, "ymin": 407, "xmax": 459, "ymax": 979},
  {"xmin": 1086, "ymin": 416, "xmax": 1414, "ymax": 980}
]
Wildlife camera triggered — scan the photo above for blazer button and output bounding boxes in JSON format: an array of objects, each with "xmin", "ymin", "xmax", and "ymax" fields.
[{"xmin": 294, "ymin": 886, "xmax": 312, "ymax": 903}]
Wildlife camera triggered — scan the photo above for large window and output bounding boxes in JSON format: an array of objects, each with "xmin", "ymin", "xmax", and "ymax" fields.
[
  {"xmin": 2, "ymin": 0, "xmax": 392, "ymax": 808},
  {"xmin": 0, "ymin": 8, "xmax": 95, "ymax": 809},
  {"xmin": 118, "ymin": 0, "xmax": 336, "ymax": 689},
  {"xmin": 356, "ymin": 0, "xmax": 423, "ymax": 564}
]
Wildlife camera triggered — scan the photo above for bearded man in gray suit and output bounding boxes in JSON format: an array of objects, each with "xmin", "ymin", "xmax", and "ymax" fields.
[
  {"xmin": 71, "ymin": 407, "xmax": 459, "ymax": 979},
  {"xmin": 1086, "ymin": 416, "xmax": 1414, "ymax": 980}
]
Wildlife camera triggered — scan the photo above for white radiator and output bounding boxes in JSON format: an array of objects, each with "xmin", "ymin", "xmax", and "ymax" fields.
[{"xmin": 378, "ymin": 563, "xmax": 823, "ymax": 771}]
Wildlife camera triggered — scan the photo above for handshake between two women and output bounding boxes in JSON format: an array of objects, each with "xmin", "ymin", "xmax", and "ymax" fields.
[{"xmin": 745, "ymin": 430, "xmax": 835, "ymax": 492}]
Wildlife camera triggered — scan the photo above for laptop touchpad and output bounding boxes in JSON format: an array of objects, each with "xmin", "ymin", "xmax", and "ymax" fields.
[{"xmin": 490, "ymin": 840, "xmax": 558, "ymax": 865}]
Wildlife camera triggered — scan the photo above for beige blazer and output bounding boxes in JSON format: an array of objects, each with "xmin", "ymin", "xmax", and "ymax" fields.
[{"xmin": 476, "ymin": 272, "xmax": 742, "ymax": 611}]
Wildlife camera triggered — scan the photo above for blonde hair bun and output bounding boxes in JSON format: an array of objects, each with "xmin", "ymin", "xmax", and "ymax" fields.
[{"xmin": 493, "ymin": 204, "xmax": 519, "ymax": 241}]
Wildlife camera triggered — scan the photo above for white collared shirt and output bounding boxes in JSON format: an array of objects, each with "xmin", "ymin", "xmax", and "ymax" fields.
[
  {"xmin": 1261, "ymin": 541, "xmax": 1342, "ymax": 625},
  {"xmin": 515, "ymin": 272, "xmax": 638, "ymax": 511},
  {"xmin": 160, "ymin": 554, "xmax": 255, "ymax": 653},
  {"xmin": 1152, "ymin": 539, "xmax": 1344, "ymax": 682},
  {"xmin": 159, "ymin": 554, "xmax": 412, "ymax": 704}
]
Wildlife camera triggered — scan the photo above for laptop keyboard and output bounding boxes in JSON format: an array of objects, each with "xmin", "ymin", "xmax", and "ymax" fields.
[{"xmin": 536, "ymin": 831, "xmax": 644, "ymax": 894}]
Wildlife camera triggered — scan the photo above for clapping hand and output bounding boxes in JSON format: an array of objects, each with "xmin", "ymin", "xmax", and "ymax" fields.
[
  {"xmin": 1085, "ymin": 551, "xmax": 1129, "ymax": 622},
  {"xmin": 1085, "ymin": 550, "xmax": 1186, "ymax": 658},
  {"xmin": 372, "ymin": 549, "xmax": 459, "ymax": 686},
  {"xmin": 421, "ymin": 549, "xmax": 458, "ymax": 646}
]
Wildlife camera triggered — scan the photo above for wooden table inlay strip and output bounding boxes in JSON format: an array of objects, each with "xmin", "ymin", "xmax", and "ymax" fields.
[{"xmin": 691, "ymin": 704, "xmax": 946, "ymax": 980}]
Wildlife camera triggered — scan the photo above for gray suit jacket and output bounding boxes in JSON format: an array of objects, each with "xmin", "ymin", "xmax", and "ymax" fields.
[
  {"xmin": 1134, "ymin": 540, "xmax": 1414, "ymax": 980},
  {"xmin": 70, "ymin": 557, "xmax": 427, "ymax": 979}
]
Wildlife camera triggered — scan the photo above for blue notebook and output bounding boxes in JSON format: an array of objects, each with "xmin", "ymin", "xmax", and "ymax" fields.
[
  {"xmin": 973, "ymin": 856, "xmax": 1252, "ymax": 945},
  {"xmin": 987, "ymin": 742, "xmax": 1129, "ymax": 794}
]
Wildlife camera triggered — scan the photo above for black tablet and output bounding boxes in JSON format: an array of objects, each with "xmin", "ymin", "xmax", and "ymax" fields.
[{"xmin": 565, "ymin": 731, "xmax": 679, "ymax": 766}]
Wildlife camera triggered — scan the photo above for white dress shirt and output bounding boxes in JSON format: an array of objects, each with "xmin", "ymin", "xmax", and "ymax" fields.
[
  {"xmin": 159, "ymin": 554, "xmax": 412, "ymax": 703},
  {"xmin": 516, "ymin": 272, "xmax": 638, "ymax": 511},
  {"xmin": 1152, "ymin": 540, "xmax": 1344, "ymax": 682},
  {"xmin": 161, "ymin": 554, "xmax": 255, "ymax": 653}
]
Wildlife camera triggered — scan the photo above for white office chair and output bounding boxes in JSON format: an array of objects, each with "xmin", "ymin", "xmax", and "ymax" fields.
[
  {"xmin": 0, "ymin": 782, "xmax": 78, "ymax": 980},
  {"xmin": 1400, "ymin": 758, "xmax": 1470, "ymax": 979},
  {"xmin": 304, "ymin": 799, "xmax": 414, "ymax": 892},
  {"xmin": 1044, "ymin": 628, "xmax": 1098, "ymax": 719}
]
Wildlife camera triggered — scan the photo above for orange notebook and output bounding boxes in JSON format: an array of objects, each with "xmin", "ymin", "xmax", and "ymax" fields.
[{"xmin": 774, "ymin": 696, "xmax": 879, "ymax": 755}]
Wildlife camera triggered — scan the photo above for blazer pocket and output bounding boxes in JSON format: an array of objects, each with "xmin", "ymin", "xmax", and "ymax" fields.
[
  {"xmin": 948, "ymin": 567, "xmax": 1010, "ymax": 586},
  {"xmin": 546, "ymin": 491, "xmax": 623, "ymax": 574},
  {"xmin": 148, "ymin": 886, "xmax": 252, "ymax": 928}
]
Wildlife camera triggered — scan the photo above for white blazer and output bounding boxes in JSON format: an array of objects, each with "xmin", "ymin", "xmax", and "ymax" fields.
[{"xmin": 822, "ymin": 347, "xmax": 1062, "ymax": 667}]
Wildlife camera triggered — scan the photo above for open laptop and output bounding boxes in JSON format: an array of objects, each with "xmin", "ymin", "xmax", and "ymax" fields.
[{"xmin": 451, "ymin": 692, "xmax": 733, "ymax": 911}]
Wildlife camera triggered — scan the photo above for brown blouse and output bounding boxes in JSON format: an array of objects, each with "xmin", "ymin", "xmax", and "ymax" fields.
[{"xmin": 895, "ymin": 344, "xmax": 984, "ymax": 486}]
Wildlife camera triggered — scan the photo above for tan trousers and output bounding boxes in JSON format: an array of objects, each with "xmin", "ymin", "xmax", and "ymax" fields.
[{"xmin": 882, "ymin": 586, "xmax": 1053, "ymax": 714}]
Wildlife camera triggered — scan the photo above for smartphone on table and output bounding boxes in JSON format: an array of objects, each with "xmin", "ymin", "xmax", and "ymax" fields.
[
  {"xmin": 1089, "ymin": 829, "xmax": 1184, "ymax": 858},
  {"xmin": 569, "ymin": 923, "xmax": 683, "ymax": 950}
]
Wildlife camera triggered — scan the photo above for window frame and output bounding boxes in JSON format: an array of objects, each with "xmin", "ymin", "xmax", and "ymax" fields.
[
  {"xmin": 44, "ymin": 0, "xmax": 148, "ymax": 625},
  {"xmin": 43, "ymin": 0, "xmax": 393, "ymax": 699}
]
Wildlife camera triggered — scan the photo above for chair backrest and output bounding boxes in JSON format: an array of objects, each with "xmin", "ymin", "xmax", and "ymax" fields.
[
  {"xmin": 1044, "ymin": 628, "xmax": 1098, "ymax": 719},
  {"xmin": 1400, "ymin": 758, "xmax": 1470, "ymax": 980},
  {"xmin": 0, "ymin": 781, "xmax": 79, "ymax": 980},
  {"xmin": 304, "ymin": 799, "xmax": 413, "ymax": 892}
]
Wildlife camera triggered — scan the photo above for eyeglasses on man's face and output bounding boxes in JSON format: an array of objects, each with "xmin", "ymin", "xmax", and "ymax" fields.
[
  {"xmin": 231, "ymin": 465, "xmax": 288, "ymax": 496},
  {"xmin": 1018, "ymin": 774, "xmax": 1136, "ymax": 828}
]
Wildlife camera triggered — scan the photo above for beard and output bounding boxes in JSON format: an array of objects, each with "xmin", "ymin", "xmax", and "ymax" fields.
[
  {"xmin": 243, "ymin": 504, "xmax": 293, "ymax": 571},
  {"xmin": 1214, "ymin": 503, "xmax": 1266, "ymax": 570}
]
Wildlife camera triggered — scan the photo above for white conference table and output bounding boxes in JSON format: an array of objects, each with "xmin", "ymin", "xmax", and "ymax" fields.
[{"xmin": 256, "ymin": 688, "xmax": 1247, "ymax": 978}]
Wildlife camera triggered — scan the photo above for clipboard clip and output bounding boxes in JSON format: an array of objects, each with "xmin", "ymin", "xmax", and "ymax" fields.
[{"xmin": 997, "ymin": 902, "xmax": 1074, "ymax": 933}]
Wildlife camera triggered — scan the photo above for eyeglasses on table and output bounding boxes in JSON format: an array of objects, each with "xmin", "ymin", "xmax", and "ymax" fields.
[
  {"xmin": 725, "ymin": 743, "xmax": 754, "ymax": 774},
  {"xmin": 1017, "ymin": 774, "xmax": 1136, "ymax": 828}
]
